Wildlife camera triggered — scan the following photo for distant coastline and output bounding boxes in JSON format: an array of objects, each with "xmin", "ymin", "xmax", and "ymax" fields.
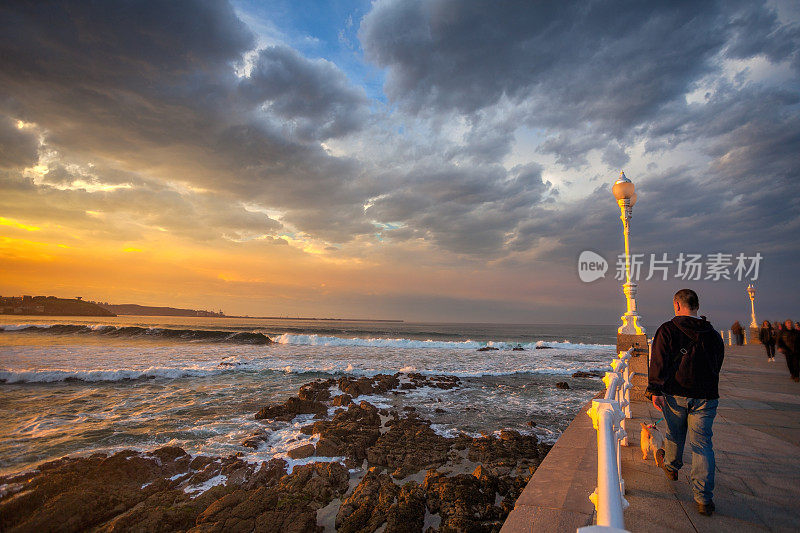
[
  {"xmin": 225, "ymin": 315, "xmax": 404, "ymax": 323},
  {"xmin": 0, "ymin": 296, "xmax": 114, "ymax": 317},
  {"xmin": 0, "ymin": 295, "xmax": 403, "ymax": 322},
  {"xmin": 98, "ymin": 303, "xmax": 225, "ymax": 318}
]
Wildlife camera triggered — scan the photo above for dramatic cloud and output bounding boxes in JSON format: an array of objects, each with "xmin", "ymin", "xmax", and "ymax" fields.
[
  {"xmin": 240, "ymin": 45, "xmax": 369, "ymax": 141},
  {"xmin": 0, "ymin": 0, "xmax": 798, "ymax": 321}
]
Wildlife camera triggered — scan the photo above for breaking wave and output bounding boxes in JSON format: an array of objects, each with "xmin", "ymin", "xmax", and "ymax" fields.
[
  {"xmin": 0, "ymin": 324, "xmax": 271, "ymax": 345},
  {"xmin": 0, "ymin": 366, "xmax": 224, "ymax": 383},
  {"xmin": 271, "ymin": 333, "xmax": 612, "ymax": 351}
]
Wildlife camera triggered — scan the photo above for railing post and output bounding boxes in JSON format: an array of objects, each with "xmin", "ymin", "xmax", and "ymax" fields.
[{"xmin": 586, "ymin": 399, "xmax": 628, "ymax": 529}]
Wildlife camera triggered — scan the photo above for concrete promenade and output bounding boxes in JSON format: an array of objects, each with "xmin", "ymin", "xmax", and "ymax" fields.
[{"xmin": 502, "ymin": 344, "xmax": 800, "ymax": 532}]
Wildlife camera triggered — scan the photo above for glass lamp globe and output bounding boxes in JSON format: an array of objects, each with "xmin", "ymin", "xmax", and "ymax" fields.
[{"xmin": 612, "ymin": 171, "xmax": 635, "ymax": 201}]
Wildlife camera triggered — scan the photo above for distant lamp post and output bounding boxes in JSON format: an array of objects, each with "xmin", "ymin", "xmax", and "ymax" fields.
[
  {"xmin": 747, "ymin": 284, "xmax": 757, "ymax": 328},
  {"xmin": 612, "ymin": 171, "xmax": 645, "ymax": 336}
]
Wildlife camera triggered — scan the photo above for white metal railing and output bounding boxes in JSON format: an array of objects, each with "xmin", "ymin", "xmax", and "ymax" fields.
[{"xmin": 577, "ymin": 347, "xmax": 633, "ymax": 533}]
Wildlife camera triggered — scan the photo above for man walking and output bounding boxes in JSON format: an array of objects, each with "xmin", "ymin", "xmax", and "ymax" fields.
[{"xmin": 647, "ymin": 289, "xmax": 725, "ymax": 516}]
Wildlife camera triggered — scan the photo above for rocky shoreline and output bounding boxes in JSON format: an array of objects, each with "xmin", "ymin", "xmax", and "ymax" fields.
[{"xmin": 0, "ymin": 371, "xmax": 602, "ymax": 532}]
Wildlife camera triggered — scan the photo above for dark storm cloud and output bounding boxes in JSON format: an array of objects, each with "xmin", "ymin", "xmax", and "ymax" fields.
[
  {"xmin": 0, "ymin": 0, "xmax": 376, "ymax": 243},
  {"xmin": 361, "ymin": 1, "xmax": 724, "ymax": 123},
  {"xmin": 360, "ymin": 0, "xmax": 799, "ymax": 156},
  {"xmin": 359, "ymin": 0, "xmax": 800, "ymax": 264},
  {"xmin": 240, "ymin": 46, "xmax": 369, "ymax": 141},
  {"xmin": 366, "ymin": 162, "xmax": 550, "ymax": 254}
]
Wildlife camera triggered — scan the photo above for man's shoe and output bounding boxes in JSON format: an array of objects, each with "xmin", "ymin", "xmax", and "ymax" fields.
[
  {"xmin": 656, "ymin": 450, "xmax": 678, "ymax": 480},
  {"xmin": 697, "ymin": 501, "xmax": 715, "ymax": 516}
]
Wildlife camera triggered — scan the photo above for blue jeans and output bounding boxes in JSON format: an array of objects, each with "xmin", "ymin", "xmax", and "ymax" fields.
[{"xmin": 662, "ymin": 395, "xmax": 718, "ymax": 504}]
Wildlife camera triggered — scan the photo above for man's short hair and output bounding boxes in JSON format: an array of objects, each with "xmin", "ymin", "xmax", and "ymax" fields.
[{"xmin": 674, "ymin": 289, "xmax": 699, "ymax": 310}]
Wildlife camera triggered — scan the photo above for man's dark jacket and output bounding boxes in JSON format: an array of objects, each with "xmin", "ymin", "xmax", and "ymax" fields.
[{"xmin": 647, "ymin": 315, "xmax": 725, "ymax": 399}]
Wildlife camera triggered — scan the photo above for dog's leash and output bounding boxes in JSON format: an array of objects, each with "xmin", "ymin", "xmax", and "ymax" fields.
[{"xmin": 652, "ymin": 416, "xmax": 664, "ymax": 426}]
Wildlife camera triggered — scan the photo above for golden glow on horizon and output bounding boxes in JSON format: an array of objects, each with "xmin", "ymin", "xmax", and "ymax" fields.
[
  {"xmin": 0, "ymin": 236, "xmax": 69, "ymax": 262},
  {"xmin": 0, "ymin": 204, "xmax": 555, "ymax": 320},
  {"xmin": 0, "ymin": 217, "xmax": 40, "ymax": 231}
]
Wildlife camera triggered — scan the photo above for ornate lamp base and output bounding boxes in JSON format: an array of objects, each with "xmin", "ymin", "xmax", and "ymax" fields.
[
  {"xmin": 618, "ymin": 313, "xmax": 646, "ymax": 336},
  {"xmin": 617, "ymin": 332, "xmax": 649, "ymax": 402}
]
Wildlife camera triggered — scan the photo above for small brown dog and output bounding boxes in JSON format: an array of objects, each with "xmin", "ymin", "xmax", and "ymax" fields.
[{"xmin": 640, "ymin": 422, "xmax": 665, "ymax": 465}]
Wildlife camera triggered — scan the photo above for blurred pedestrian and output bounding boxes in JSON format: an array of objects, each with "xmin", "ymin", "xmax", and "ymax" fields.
[
  {"xmin": 731, "ymin": 321, "xmax": 744, "ymax": 346},
  {"xmin": 759, "ymin": 320, "xmax": 776, "ymax": 362},
  {"xmin": 777, "ymin": 319, "xmax": 800, "ymax": 382}
]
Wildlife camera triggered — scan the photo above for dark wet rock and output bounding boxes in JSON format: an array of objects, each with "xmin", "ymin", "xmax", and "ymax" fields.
[
  {"xmin": 335, "ymin": 469, "xmax": 399, "ymax": 532},
  {"xmin": 194, "ymin": 461, "xmax": 348, "ymax": 533},
  {"xmin": 255, "ymin": 397, "xmax": 327, "ymax": 421},
  {"xmin": 298, "ymin": 378, "xmax": 336, "ymax": 402},
  {"xmin": 287, "ymin": 443, "xmax": 315, "ymax": 460},
  {"xmin": 367, "ymin": 416, "xmax": 451, "ymax": 478},
  {"xmin": 308, "ymin": 402, "xmax": 381, "ymax": 463},
  {"xmin": 534, "ymin": 345, "xmax": 553, "ymax": 349},
  {"xmin": 428, "ymin": 375, "xmax": 461, "ymax": 389},
  {"xmin": 0, "ymin": 447, "xmax": 222, "ymax": 533},
  {"xmin": 2, "ymin": 376, "xmax": 554, "ymax": 533},
  {"xmin": 315, "ymin": 437, "xmax": 344, "ymax": 457},
  {"xmin": 512, "ymin": 345, "xmax": 525, "ymax": 351},
  {"xmin": 477, "ymin": 346, "xmax": 498, "ymax": 351},
  {"xmin": 337, "ymin": 374, "xmax": 400, "ymax": 398},
  {"xmin": 467, "ymin": 430, "xmax": 545, "ymax": 475},
  {"xmin": 331, "ymin": 393, "xmax": 352, "ymax": 406},
  {"xmin": 385, "ymin": 481, "xmax": 427, "ymax": 533},
  {"xmin": 335, "ymin": 468, "xmax": 426, "ymax": 533},
  {"xmin": 241, "ymin": 458, "xmax": 287, "ymax": 490},
  {"xmin": 242, "ymin": 429, "xmax": 270, "ymax": 449},
  {"xmin": 424, "ymin": 470, "xmax": 503, "ymax": 532},
  {"xmin": 572, "ymin": 370, "xmax": 603, "ymax": 378},
  {"xmin": 556, "ymin": 381, "xmax": 570, "ymax": 389}
]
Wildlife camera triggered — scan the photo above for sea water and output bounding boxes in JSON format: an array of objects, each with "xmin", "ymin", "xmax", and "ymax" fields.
[{"xmin": 0, "ymin": 316, "xmax": 616, "ymax": 476}]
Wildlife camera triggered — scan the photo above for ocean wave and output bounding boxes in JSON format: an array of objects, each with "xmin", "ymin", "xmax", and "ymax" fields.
[
  {"xmin": 0, "ymin": 360, "xmax": 610, "ymax": 383},
  {"xmin": 271, "ymin": 333, "xmax": 611, "ymax": 351},
  {"xmin": 0, "ymin": 366, "xmax": 224, "ymax": 383},
  {"xmin": 0, "ymin": 324, "xmax": 271, "ymax": 345}
]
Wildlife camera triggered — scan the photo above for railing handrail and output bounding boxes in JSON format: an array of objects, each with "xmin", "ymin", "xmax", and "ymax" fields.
[{"xmin": 578, "ymin": 347, "xmax": 633, "ymax": 533}]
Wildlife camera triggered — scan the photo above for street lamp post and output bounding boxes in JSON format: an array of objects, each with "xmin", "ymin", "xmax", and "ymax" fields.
[
  {"xmin": 612, "ymin": 171, "xmax": 645, "ymax": 336},
  {"xmin": 612, "ymin": 171, "xmax": 648, "ymax": 404},
  {"xmin": 747, "ymin": 284, "xmax": 759, "ymax": 344},
  {"xmin": 747, "ymin": 284, "xmax": 757, "ymax": 328}
]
